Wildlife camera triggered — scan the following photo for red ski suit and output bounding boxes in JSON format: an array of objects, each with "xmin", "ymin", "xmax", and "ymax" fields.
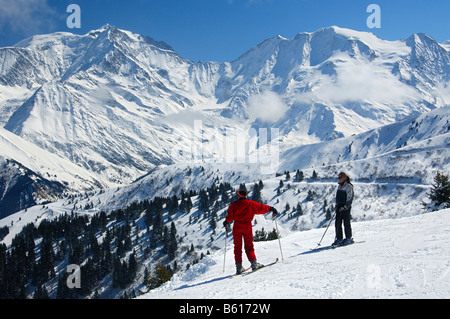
[{"xmin": 225, "ymin": 198, "xmax": 271, "ymax": 264}]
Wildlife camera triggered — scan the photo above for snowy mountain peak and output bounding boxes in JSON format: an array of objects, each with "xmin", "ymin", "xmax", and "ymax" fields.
[
  {"xmin": 406, "ymin": 32, "xmax": 450, "ymax": 57},
  {"xmin": 317, "ymin": 25, "xmax": 379, "ymax": 38},
  {"xmin": 13, "ymin": 33, "xmax": 76, "ymax": 49},
  {"xmin": 86, "ymin": 24, "xmax": 175, "ymax": 53},
  {"xmin": 96, "ymin": 23, "xmax": 113, "ymax": 32},
  {"xmin": 1, "ymin": 25, "xmax": 449, "ymax": 188}
]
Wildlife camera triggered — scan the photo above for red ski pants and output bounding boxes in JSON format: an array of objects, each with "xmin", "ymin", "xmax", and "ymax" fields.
[{"xmin": 232, "ymin": 222, "xmax": 256, "ymax": 264}]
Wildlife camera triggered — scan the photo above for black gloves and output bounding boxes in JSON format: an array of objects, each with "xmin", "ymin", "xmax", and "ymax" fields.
[
  {"xmin": 223, "ymin": 220, "xmax": 231, "ymax": 232},
  {"xmin": 336, "ymin": 205, "xmax": 350, "ymax": 213},
  {"xmin": 270, "ymin": 206, "xmax": 278, "ymax": 217}
]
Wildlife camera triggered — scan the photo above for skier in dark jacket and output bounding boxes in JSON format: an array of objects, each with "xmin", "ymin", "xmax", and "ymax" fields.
[
  {"xmin": 333, "ymin": 172, "xmax": 354, "ymax": 246},
  {"xmin": 223, "ymin": 189, "xmax": 278, "ymax": 274}
]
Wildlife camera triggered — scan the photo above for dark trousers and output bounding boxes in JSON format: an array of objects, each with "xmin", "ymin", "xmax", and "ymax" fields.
[{"xmin": 335, "ymin": 209, "xmax": 352, "ymax": 240}]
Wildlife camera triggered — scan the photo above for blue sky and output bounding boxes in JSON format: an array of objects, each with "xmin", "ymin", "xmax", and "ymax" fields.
[{"xmin": 0, "ymin": 0, "xmax": 449, "ymax": 62}]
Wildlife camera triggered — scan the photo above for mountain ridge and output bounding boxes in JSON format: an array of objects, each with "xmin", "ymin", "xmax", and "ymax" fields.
[{"xmin": 0, "ymin": 25, "xmax": 449, "ymax": 216}]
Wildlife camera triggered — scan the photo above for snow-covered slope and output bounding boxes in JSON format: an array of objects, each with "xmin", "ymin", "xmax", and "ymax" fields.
[
  {"xmin": 0, "ymin": 126, "xmax": 107, "ymax": 190},
  {"xmin": 140, "ymin": 208, "xmax": 450, "ymax": 299},
  {"xmin": 0, "ymin": 126, "xmax": 108, "ymax": 217},
  {"xmin": 1, "ymin": 162, "xmax": 445, "ymax": 299},
  {"xmin": 34, "ymin": 104, "xmax": 447, "ymax": 222},
  {"xmin": 280, "ymin": 104, "xmax": 450, "ymax": 185},
  {"xmin": 0, "ymin": 123, "xmax": 446, "ymax": 298}
]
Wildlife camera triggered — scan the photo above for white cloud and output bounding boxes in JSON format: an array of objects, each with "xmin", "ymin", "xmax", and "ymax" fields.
[
  {"xmin": 0, "ymin": 0, "xmax": 59, "ymax": 37},
  {"xmin": 247, "ymin": 90, "xmax": 288, "ymax": 122},
  {"xmin": 296, "ymin": 55, "xmax": 421, "ymax": 106}
]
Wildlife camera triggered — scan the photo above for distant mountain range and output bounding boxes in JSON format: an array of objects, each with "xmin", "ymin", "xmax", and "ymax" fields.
[
  {"xmin": 1, "ymin": 25, "xmax": 449, "ymax": 300},
  {"xmin": 0, "ymin": 25, "xmax": 449, "ymax": 217}
]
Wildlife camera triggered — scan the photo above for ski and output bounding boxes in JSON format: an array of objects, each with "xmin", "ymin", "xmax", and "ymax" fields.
[
  {"xmin": 228, "ymin": 266, "xmax": 252, "ymax": 279},
  {"xmin": 309, "ymin": 245, "xmax": 334, "ymax": 252},
  {"xmin": 332, "ymin": 240, "xmax": 365, "ymax": 249},
  {"xmin": 309, "ymin": 241, "xmax": 365, "ymax": 252},
  {"xmin": 229, "ymin": 258, "xmax": 279, "ymax": 278},
  {"xmin": 241, "ymin": 258, "xmax": 279, "ymax": 277}
]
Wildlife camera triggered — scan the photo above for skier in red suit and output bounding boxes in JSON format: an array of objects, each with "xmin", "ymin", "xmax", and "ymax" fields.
[{"xmin": 223, "ymin": 189, "xmax": 278, "ymax": 274}]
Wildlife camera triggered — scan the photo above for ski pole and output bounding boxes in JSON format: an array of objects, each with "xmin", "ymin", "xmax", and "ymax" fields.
[
  {"xmin": 317, "ymin": 211, "xmax": 336, "ymax": 247},
  {"xmin": 223, "ymin": 229, "xmax": 228, "ymax": 273},
  {"xmin": 273, "ymin": 218, "xmax": 284, "ymax": 261}
]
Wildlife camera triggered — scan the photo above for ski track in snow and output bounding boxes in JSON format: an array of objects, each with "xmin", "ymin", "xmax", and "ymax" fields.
[{"xmin": 140, "ymin": 209, "xmax": 450, "ymax": 299}]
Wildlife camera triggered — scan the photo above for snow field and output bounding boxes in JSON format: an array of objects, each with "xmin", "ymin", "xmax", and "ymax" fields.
[{"xmin": 140, "ymin": 209, "xmax": 450, "ymax": 299}]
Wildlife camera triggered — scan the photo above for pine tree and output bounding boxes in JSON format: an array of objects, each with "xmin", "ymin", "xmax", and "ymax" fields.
[
  {"xmin": 170, "ymin": 221, "xmax": 178, "ymax": 252},
  {"xmin": 146, "ymin": 263, "xmax": 173, "ymax": 290},
  {"xmin": 267, "ymin": 228, "xmax": 280, "ymax": 240},
  {"xmin": 296, "ymin": 203, "xmax": 303, "ymax": 216},
  {"xmin": 198, "ymin": 189, "xmax": 210, "ymax": 212},
  {"xmin": 285, "ymin": 202, "xmax": 290, "ymax": 212},
  {"xmin": 39, "ymin": 235, "xmax": 55, "ymax": 281},
  {"xmin": 285, "ymin": 171, "xmax": 291, "ymax": 180},
  {"xmin": 162, "ymin": 226, "xmax": 170, "ymax": 254},
  {"xmin": 326, "ymin": 207, "xmax": 332, "ymax": 220},
  {"xmin": 186, "ymin": 196, "xmax": 193, "ymax": 212},
  {"xmin": 33, "ymin": 284, "xmax": 49, "ymax": 299},
  {"xmin": 128, "ymin": 252, "xmax": 138, "ymax": 281},
  {"xmin": 251, "ymin": 182, "xmax": 262, "ymax": 203},
  {"xmin": 209, "ymin": 214, "xmax": 217, "ymax": 233},
  {"xmin": 254, "ymin": 228, "xmax": 267, "ymax": 242},
  {"xmin": 294, "ymin": 170, "xmax": 304, "ymax": 182},
  {"xmin": 150, "ymin": 210, "xmax": 164, "ymax": 249},
  {"xmin": 88, "ymin": 230, "xmax": 101, "ymax": 263},
  {"xmin": 306, "ymin": 190, "xmax": 314, "ymax": 201},
  {"xmin": 56, "ymin": 274, "xmax": 70, "ymax": 299},
  {"xmin": 427, "ymin": 170, "xmax": 450, "ymax": 210}
]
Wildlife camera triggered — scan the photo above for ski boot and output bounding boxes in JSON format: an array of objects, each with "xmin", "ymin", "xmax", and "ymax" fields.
[
  {"xmin": 342, "ymin": 238, "xmax": 354, "ymax": 245},
  {"xmin": 332, "ymin": 239, "xmax": 344, "ymax": 246},
  {"xmin": 235, "ymin": 264, "xmax": 245, "ymax": 275},
  {"xmin": 251, "ymin": 260, "xmax": 264, "ymax": 271}
]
